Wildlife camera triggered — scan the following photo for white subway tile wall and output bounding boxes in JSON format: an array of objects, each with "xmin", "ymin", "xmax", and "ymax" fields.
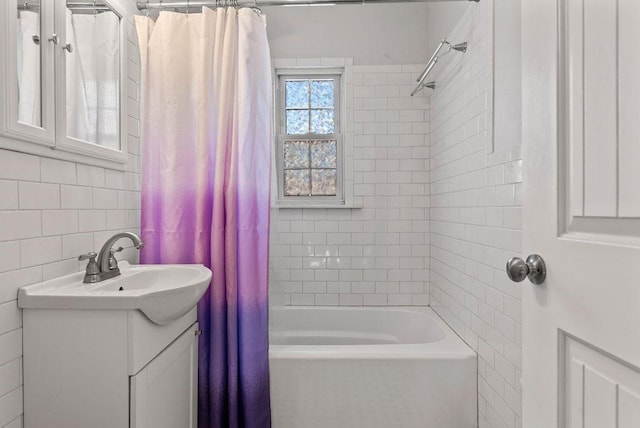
[
  {"xmin": 269, "ymin": 58, "xmax": 431, "ymax": 307},
  {"xmin": 0, "ymin": 17, "xmax": 141, "ymax": 428},
  {"xmin": 429, "ymin": 4, "xmax": 523, "ymax": 428}
]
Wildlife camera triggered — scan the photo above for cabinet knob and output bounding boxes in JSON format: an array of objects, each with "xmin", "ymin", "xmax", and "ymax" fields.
[
  {"xmin": 195, "ymin": 329, "xmax": 202, "ymax": 336},
  {"xmin": 62, "ymin": 43, "xmax": 73, "ymax": 53},
  {"xmin": 48, "ymin": 34, "xmax": 58, "ymax": 44}
]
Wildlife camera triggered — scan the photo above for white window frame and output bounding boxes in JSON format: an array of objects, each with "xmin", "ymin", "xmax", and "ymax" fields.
[{"xmin": 275, "ymin": 68, "xmax": 345, "ymax": 207}]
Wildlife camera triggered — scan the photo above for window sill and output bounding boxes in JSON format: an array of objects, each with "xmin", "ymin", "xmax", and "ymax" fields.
[{"xmin": 275, "ymin": 203, "xmax": 362, "ymax": 210}]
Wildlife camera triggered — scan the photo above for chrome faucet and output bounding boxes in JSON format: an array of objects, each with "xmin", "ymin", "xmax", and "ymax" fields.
[{"xmin": 79, "ymin": 232, "xmax": 144, "ymax": 283}]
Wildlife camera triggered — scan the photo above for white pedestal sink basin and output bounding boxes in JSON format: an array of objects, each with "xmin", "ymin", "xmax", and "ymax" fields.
[{"xmin": 18, "ymin": 262, "xmax": 212, "ymax": 325}]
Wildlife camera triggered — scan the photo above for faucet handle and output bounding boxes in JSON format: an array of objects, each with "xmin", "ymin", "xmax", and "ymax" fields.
[
  {"xmin": 78, "ymin": 252, "xmax": 97, "ymax": 262},
  {"xmin": 108, "ymin": 247, "xmax": 124, "ymax": 270},
  {"xmin": 79, "ymin": 252, "xmax": 100, "ymax": 279}
]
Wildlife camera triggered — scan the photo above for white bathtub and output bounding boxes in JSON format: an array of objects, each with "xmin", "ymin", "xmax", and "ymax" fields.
[{"xmin": 269, "ymin": 306, "xmax": 477, "ymax": 428}]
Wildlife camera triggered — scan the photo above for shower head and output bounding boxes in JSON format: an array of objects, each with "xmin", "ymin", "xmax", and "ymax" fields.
[{"xmin": 450, "ymin": 42, "xmax": 467, "ymax": 53}]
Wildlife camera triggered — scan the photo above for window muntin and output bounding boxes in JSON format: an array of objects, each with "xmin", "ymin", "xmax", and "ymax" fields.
[{"xmin": 277, "ymin": 72, "xmax": 342, "ymax": 203}]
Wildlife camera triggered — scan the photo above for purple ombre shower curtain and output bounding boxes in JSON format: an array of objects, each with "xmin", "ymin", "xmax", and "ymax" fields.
[{"xmin": 135, "ymin": 8, "xmax": 272, "ymax": 428}]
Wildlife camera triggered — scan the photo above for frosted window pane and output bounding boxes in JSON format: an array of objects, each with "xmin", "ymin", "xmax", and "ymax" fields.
[
  {"xmin": 285, "ymin": 80, "xmax": 309, "ymax": 109},
  {"xmin": 284, "ymin": 170, "xmax": 310, "ymax": 196},
  {"xmin": 311, "ymin": 169, "xmax": 337, "ymax": 196},
  {"xmin": 286, "ymin": 110, "xmax": 309, "ymax": 135},
  {"xmin": 310, "ymin": 109, "xmax": 334, "ymax": 134},
  {"xmin": 311, "ymin": 80, "xmax": 334, "ymax": 108},
  {"xmin": 284, "ymin": 141, "xmax": 310, "ymax": 168},
  {"xmin": 311, "ymin": 140, "xmax": 337, "ymax": 168}
]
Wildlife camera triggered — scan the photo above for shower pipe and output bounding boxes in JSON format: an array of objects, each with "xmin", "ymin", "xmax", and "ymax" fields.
[
  {"xmin": 137, "ymin": 0, "xmax": 479, "ymax": 11},
  {"xmin": 410, "ymin": 38, "xmax": 467, "ymax": 96},
  {"xmin": 410, "ymin": 57, "xmax": 437, "ymax": 96}
]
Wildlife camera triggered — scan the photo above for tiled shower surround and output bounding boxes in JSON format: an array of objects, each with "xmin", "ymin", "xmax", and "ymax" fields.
[
  {"xmin": 429, "ymin": 4, "xmax": 523, "ymax": 428},
  {"xmin": 269, "ymin": 58, "xmax": 431, "ymax": 307},
  {"xmin": 269, "ymin": 4, "xmax": 523, "ymax": 428}
]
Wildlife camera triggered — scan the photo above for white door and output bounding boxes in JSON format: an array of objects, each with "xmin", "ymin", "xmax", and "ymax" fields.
[
  {"xmin": 130, "ymin": 323, "xmax": 199, "ymax": 428},
  {"xmin": 520, "ymin": 0, "xmax": 640, "ymax": 427}
]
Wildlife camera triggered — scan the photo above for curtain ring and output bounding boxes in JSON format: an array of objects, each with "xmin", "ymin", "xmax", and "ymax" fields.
[
  {"xmin": 186, "ymin": 0, "xmax": 189, "ymax": 15},
  {"xmin": 252, "ymin": 0, "xmax": 262, "ymax": 15}
]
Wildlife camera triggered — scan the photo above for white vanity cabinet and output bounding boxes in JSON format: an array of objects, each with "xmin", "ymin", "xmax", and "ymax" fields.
[{"xmin": 22, "ymin": 307, "xmax": 199, "ymax": 428}]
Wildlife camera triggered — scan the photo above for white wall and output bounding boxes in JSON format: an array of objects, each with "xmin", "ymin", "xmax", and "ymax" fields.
[
  {"xmin": 427, "ymin": 2, "xmax": 523, "ymax": 428},
  {"xmin": 425, "ymin": 2, "xmax": 470, "ymax": 54},
  {"xmin": 0, "ymin": 13, "xmax": 141, "ymax": 428},
  {"xmin": 264, "ymin": 4, "xmax": 430, "ymax": 65}
]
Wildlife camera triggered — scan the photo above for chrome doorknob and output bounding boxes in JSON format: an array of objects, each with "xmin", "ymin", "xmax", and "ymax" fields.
[{"xmin": 506, "ymin": 254, "xmax": 546, "ymax": 285}]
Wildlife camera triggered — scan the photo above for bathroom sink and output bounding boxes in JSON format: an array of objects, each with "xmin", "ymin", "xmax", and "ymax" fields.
[{"xmin": 18, "ymin": 262, "xmax": 212, "ymax": 325}]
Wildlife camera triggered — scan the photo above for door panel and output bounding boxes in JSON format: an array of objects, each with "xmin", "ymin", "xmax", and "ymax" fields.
[
  {"xmin": 562, "ymin": 334, "xmax": 640, "ymax": 428},
  {"xmin": 618, "ymin": 1, "xmax": 640, "ymax": 218},
  {"xmin": 581, "ymin": 0, "xmax": 617, "ymax": 217},
  {"xmin": 561, "ymin": 0, "xmax": 640, "ymax": 237}
]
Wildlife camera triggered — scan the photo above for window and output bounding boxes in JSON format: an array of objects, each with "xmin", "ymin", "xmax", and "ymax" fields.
[{"xmin": 276, "ymin": 70, "xmax": 343, "ymax": 205}]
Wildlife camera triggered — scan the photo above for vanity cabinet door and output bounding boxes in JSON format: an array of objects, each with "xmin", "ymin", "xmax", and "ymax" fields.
[{"xmin": 130, "ymin": 323, "xmax": 199, "ymax": 428}]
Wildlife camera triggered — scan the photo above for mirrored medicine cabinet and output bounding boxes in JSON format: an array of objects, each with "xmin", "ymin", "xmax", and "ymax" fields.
[{"xmin": 0, "ymin": 0, "xmax": 129, "ymax": 169}]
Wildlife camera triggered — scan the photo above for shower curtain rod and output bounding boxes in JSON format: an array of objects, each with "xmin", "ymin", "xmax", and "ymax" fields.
[
  {"xmin": 137, "ymin": 0, "xmax": 477, "ymax": 10},
  {"xmin": 18, "ymin": 1, "xmax": 112, "ymax": 12}
]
